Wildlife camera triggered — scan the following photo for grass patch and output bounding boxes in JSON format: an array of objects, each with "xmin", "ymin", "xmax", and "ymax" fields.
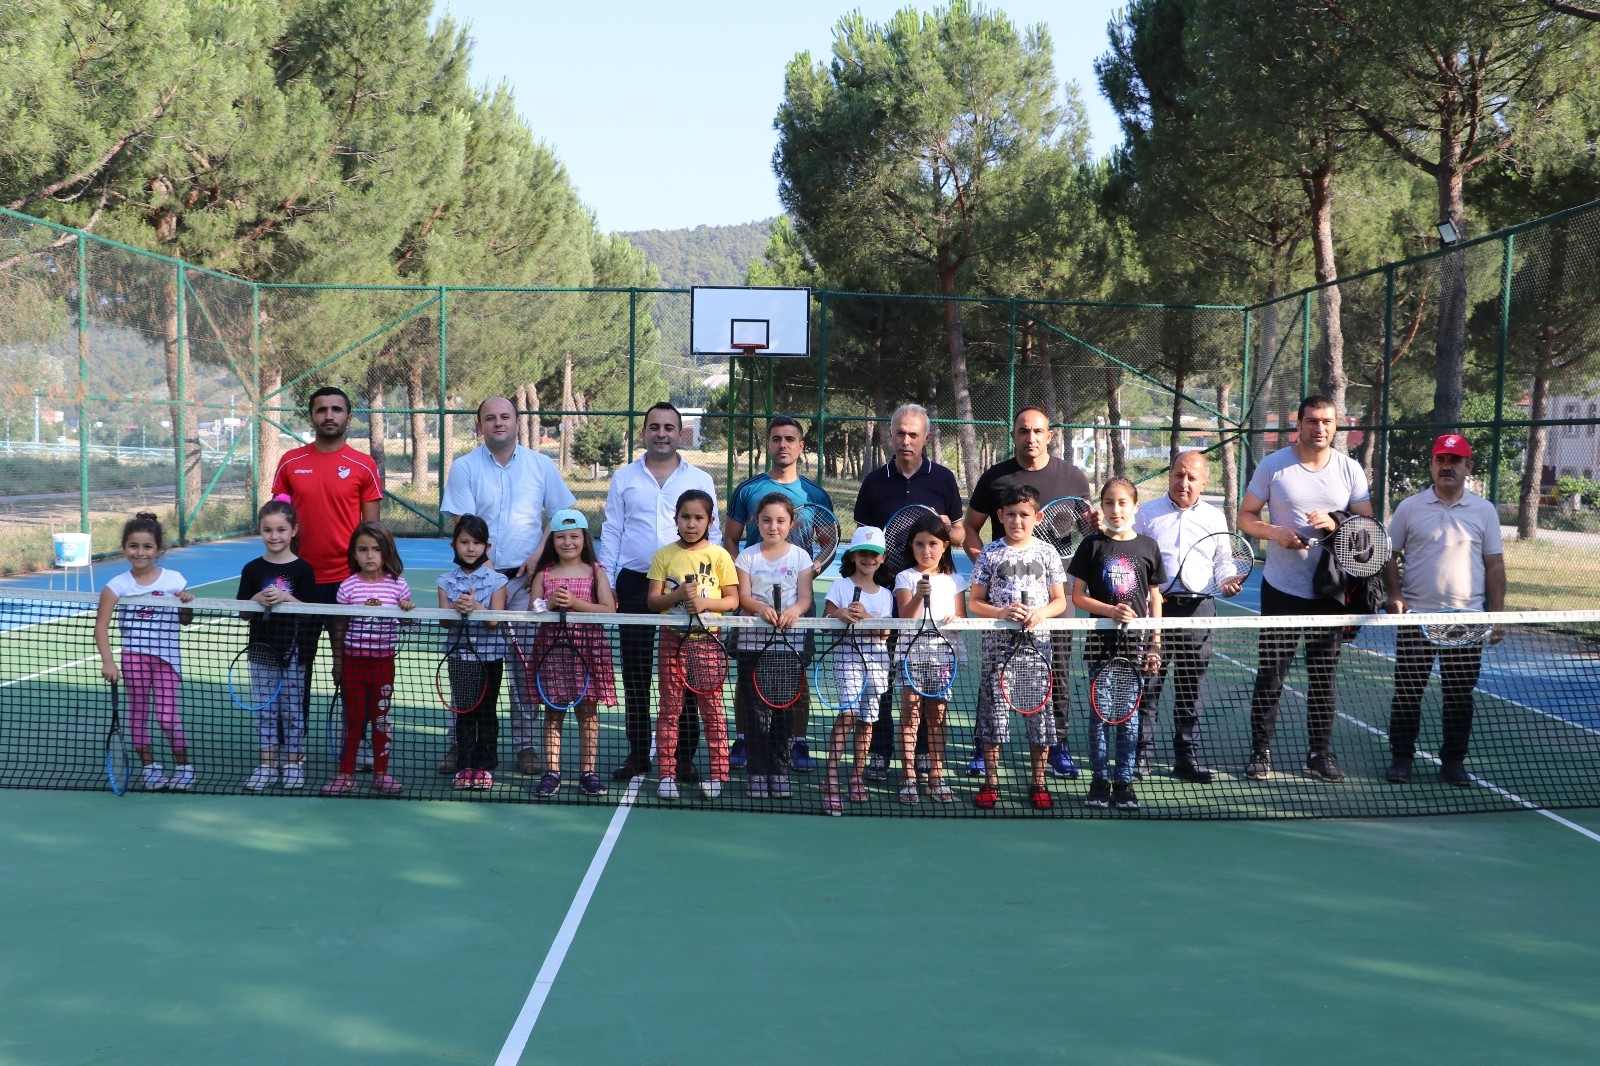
[{"xmin": 1501, "ymin": 536, "xmax": 1599, "ymax": 612}]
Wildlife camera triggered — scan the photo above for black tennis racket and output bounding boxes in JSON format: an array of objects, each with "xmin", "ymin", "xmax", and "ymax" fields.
[
  {"xmin": 1034, "ymin": 496, "xmax": 1095, "ymax": 563},
  {"xmin": 900, "ymin": 579, "xmax": 958, "ymax": 699},
  {"xmin": 790, "ymin": 503, "xmax": 841, "ymax": 574},
  {"xmin": 673, "ymin": 574, "xmax": 730, "ymax": 698},
  {"xmin": 227, "ymin": 615, "xmax": 298, "ymax": 712},
  {"xmin": 883, "ymin": 504, "xmax": 938, "ymax": 574},
  {"xmin": 752, "ymin": 587, "xmax": 805, "ymax": 710},
  {"xmin": 1090, "ymin": 565, "xmax": 1149, "ymax": 726},
  {"xmin": 1306, "ymin": 514, "xmax": 1392, "ymax": 578},
  {"xmin": 996, "ymin": 592, "xmax": 1053, "ymax": 715},
  {"xmin": 435, "ymin": 626, "xmax": 491, "ymax": 715},
  {"xmin": 1420, "ymin": 610, "xmax": 1493, "ymax": 647},
  {"xmin": 104, "ymin": 680, "xmax": 130, "ymax": 795},
  {"xmin": 325, "ymin": 685, "xmax": 345, "ymax": 758},
  {"xmin": 1172, "ymin": 530, "xmax": 1257, "ymax": 598},
  {"xmin": 534, "ymin": 609, "xmax": 593, "ymax": 711},
  {"xmin": 813, "ymin": 587, "xmax": 870, "ymax": 712}
]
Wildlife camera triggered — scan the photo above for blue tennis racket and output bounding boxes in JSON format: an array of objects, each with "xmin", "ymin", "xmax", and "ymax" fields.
[
  {"xmin": 813, "ymin": 587, "xmax": 869, "ymax": 712},
  {"xmin": 227, "ymin": 617, "xmax": 298, "ymax": 712},
  {"xmin": 532, "ymin": 609, "xmax": 593, "ymax": 712},
  {"xmin": 104, "ymin": 680, "xmax": 130, "ymax": 795}
]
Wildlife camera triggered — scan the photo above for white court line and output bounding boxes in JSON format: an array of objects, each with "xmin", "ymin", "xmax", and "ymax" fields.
[
  {"xmin": 495, "ymin": 772, "xmax": 643, "ymax": 1065},
  {"xmin": 0, "ymin": 655, "xmax": 96, "ymax": 688}
]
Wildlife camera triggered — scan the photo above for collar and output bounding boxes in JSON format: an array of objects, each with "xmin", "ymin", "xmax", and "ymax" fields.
[
  {"xmin": 1421, "ymin": 486, "xmax": 1471, "ymax": 508},
  {"xmin": 885, "ymin": 458, "xmax": 932, "ymax": 480},
  {"xmin": 481, "ymin": 442, "xmax": 524, "ymax": 468}
]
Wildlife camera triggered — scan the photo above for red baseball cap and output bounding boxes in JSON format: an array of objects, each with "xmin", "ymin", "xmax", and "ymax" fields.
[{"xmin": 1432, "ymin": 434, "xmax": 1472, "ymax": 458}]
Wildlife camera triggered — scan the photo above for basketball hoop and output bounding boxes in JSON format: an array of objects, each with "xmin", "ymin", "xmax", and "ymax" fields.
[{"xmin": 730, "ymin": 342, "xmax": 768, "ymax": 358}]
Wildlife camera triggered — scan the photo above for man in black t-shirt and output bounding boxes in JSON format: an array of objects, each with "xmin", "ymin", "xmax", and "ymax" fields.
[{"xmin": 962, "ymin": 408, "xmax": 1093, "ymax": 779}]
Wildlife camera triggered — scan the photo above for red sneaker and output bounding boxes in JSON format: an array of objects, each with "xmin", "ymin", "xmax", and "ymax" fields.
[
  {"xmin": 1031, "ymin": 787, "xmax": 1053, "ymax": 811},
  {"xmin": 974, "ymin": 785, "xmax": 999, "ymax": 809}
]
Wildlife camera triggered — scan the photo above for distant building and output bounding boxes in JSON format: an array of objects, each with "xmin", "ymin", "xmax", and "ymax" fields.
[{"xmin": 1540, "ymin": 393, "xmax": 1600, "ymax": 487}]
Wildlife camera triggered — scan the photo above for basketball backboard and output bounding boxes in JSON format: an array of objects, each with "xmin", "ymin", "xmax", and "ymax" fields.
[{"xmin": 690, "ymin": 286, "xmax": 810, "ymax": 357}]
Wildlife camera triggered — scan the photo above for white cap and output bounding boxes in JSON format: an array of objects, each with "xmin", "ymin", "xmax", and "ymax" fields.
[{"xmin": 844, "ymin": 525, "xmax": 886, "ymax": 555}]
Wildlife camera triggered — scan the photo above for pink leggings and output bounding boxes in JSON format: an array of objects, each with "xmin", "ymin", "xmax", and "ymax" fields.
[{"xmin": 123, "ymin": 652, "xmax": 186, "ymax": 752}]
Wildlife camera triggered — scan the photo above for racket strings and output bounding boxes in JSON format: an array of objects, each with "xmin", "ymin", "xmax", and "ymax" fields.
[
  {"xmin": 535, "ymin": 641, "xmax": 589, "ymax": 709},
  {"xmin": 754, "ymin": 648, "xmax": 805, "ymax": 708},
  {"xmin": 1091, "ymin": 659, "xmax": 1142, "ymax": 723},
  {"xmin": 678, "ymin": 633, "xmax": 728, "ymax": 695},
  {"xmin": 997, "ymin": 647, "xmax": 1051, "ymax": 712}
]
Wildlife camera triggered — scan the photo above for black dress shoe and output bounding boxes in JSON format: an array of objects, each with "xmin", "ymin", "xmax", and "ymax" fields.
[
  {"xmin": 612, "ymin": 758, "xmax": 650, "ymax": 781},
  {"xmin": 676, "ymin": 762, "xmax": 701, "ymax": 784},
  {"xmin": 1173, "ymin": 762, "xmax": 1215, "ymax": 783}
]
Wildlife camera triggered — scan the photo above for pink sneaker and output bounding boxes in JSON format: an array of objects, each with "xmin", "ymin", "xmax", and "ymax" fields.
[
  {"xmin": 320, "ymin": 775, "xmax": 356, "ymax": 796},
  {"xmin": 473, "ymin": 770, "xmax": 494, "ymax": 791},
  {"xmin": 370, "ymin": 773, "xmax": 404, "ymax": 795},
  {"xmin": 452, "ymin": 769, "xmax": 475, "ymax": 790}
]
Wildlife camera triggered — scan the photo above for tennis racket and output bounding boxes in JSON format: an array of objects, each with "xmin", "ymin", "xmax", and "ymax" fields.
[
  {"xmin": 900, "ymin": 579, "xmax": 958, "ymax": 699},
  {"xmin": 1034, "ymin": 496, "xmax": 1095, "ymax": 563},
  {"xmin": 1172, "ymin": 530, "xmax": 1257, "ymax": 598},
  {"xmin": 104, "ymin": 680, "xmax": 130, "ymax": 795},
  {"xmin": 789, "ymin": 503, "xmax": 841, "ymax": 574},
  {"xmin": 813, "ymin": 587, "xmax": 869, "ymax": 712},
  {"xmin": 1306, "ymin": 514, "xmax": 1392, "ymax": 578},
  {"xmin": 435, "ymin": 626, "xmax": 491, "ymax": 715},
  {"xmin": 325, "ymin": 686, "xmax": 345, "ymax": 758},
  {"xmin": 1090, "ymin": 565, "xmax": 1149, "ymax": 726},
  {"xmin": 996, "ymin": 593, "xmax": 1053, "ymax": 715},
  {"xmin": 674, "ymin": 574, "xmax": 730, "ymax": 698},
  {"xmin": 1420, "ymin": 610, "xmax": 1493, "ymax": 647},
  {"xmin": 883, "ymin": 504, "xmax": 938, "ymax": 574},
  {"xmin": 752, "ymin": 587, "xmax": 805, "ymax": 710},
  {"xmin": 533, "ymin": 609, "xmax": 593, "ymax": 711},
  {"xmin": 226, "ymin": 615, "xmax": 298, "ymax": 712}
]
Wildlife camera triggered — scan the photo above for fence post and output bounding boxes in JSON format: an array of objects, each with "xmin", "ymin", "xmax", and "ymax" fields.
[
  {"xmin": 1378, "ymin": 266, "xmax": 1395, "ymax": 521},
  {"xmin": 176, "ymin": 263, "xmax": 188, "ymax": 544},
  {"xmin": 815, "ymin": 292, "xmax": 828, "ymax": 482},
  {"xmin": 437, "ymin": 286, "xmax": 447, "ymax": 535},
  {"xmin": 1490, "ymin": 233, "xmax": 1514, "ymax": 509},
  {"xmin": 725, "ymin": 357, "xmax": 736, "ymax": 501},
  {"xmin": 76, "ymin": 235, "xmax": 89, "ymax": 536},
  {"xmin": 1007, "ymin": 298, "xmax": 1018, "ymax": 429},
  {"xmin": 1239, "ymin": 306, "xmax": 1252, "ymax": 509},
  {"xmin": 250, "ymin": 282, "xmax": 261, "ymax": 520},
  {"xmin": 1300, "ymin": 290, "xmax": 1311, "ymax": 399},
  {"xmin": 627, "ymin": 289, "xmax": 637, "ymax": 458}
]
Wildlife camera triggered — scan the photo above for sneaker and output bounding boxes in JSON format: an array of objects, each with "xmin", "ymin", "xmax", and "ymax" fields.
[
  {"xmin": 1111, "ymin": 782, "xmax": 1140, "ymax": 810},
  {"xmin": 1173, "ymin": 761, "xmax": 1216, "ymax": 784},
  {"xmin": 974, "ymin": 785, "xmax": 999, "ymax": 809},
  {"xmin": 357, "ymin": 739, "xmax": 374, "ymax": 771},
  {"xmin": 700, "ymin": 779, "xmax": 722, "ymax": 800},
  {"xmin": 575, "ymin": 772, "xmax": 604, "ymax": 796},
  {"xmin": 966, "ymin": 750, "xmax": 986, "ymax": 778},
  {"xmin": 823, "ymin": 786, "xmax": 842, "ymax": 816},
  {"xmin": 612, "ymin": 756, "xmax": 649, "ymax": 781},
  {"xmin": 454, "ymin": 769, "xmax": 477, "ymax": 791},
  {"xmin": 1084, "ymin": 777, "xmax": 1111, "ymax": 809},
  {"xmin": 321, "ymin": 775, "xmax": 356, "ymax": 796},
  {"xmin": 245, "ymin": 765, "xmax": 278, "ymax": 792},
  {"xmin": 1132, "ymin": 755, "xmax": 1150, "ymax": 781},
  {"xmin": 1048, "ymin": 743, "xmax": 1080, "ymax": 779},
  {"xmin": 1439, "ymin": 761, "xmax": 1472, "ymax": 787},
  {"xmin": 658, "ymin": 777, "xmax": 679, "ymax": 801},
  {"xmin": 436, "ymin": 745, "xmax": 459, "ymax": 775},
  {"xmin": 1244, "ymin": 749, "xmax": 1272, "ymax": 780},
  {"xmin": 1385, "ymin": 756, "xmax": 1414, "ymax": 784},
  {"xmin": 166, "ymin": 764, "xmax": 195, "ymax": 792},
  {"xmin": 747, "ymin": 774, "xmax": 768, "ymax": 799},
  {"xmin": 900, "ymin": 781, "xmax": 920, "ymax": 805},
  {"xmin": 791, "ymin": 739, "xmax": 813, "ymax": 772},
  {"xmin": 864, "ymin": 752, "xmax": 888, "ymax": 782},
  {"xmin": 1304, "ymin": 752, "xmax": 1345, "ymax": 783},
  {"xmin": 371, "ymin": 773, "xmax": 404, "ymax": 795},
  {"xmin": 729, "ymin": 735, "xmax": 747, "ymax": 769},
  {"xmin": 915, "ymin": 753, "xmax": 931, "ymax": 781},
  {"xmin": 281, "ymin": 765, "xmax": 305, "ymax": 790},
  {"xmin": 1031, "ymin": 786, "xmax": 1053, "ymax": 811},
  {"xmin": 770, "ymin": 775, "xmax": 791, "ymax": 798},
  {"xmin": 534, "ymin": 771, "xmax": 562, "ymax": 798},
  {"xmin": 517, "ymin": 748, "xmax": 542, "ymax": 775},
  {"xmin": 141, "ymin": 763, "xmax": 168, "ymax": 791},
  {"xmin": 473, "ymin": 770, "xmax": 494, "ymax": 790}
]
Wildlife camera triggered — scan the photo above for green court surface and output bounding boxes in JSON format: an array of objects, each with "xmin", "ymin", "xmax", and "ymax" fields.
[{"xmin": 3, "ymin": 788, "xmax": 1598, "ymax": 1065}]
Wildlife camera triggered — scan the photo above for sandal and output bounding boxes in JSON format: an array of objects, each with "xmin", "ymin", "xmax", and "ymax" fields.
[
  {"xmin": 928, "ymin": 781, "xmax": 955, "ymax": 803},
  {"xmin": 822, "ymin": 783, "xmax": 842, "ymax": 816},
  {"xmin": 847, "ymin": 776, "xmax": 868, "ymax": 802},
  {"xmin": 900, "ymin": 780, "xmax": 920, "ymax": 805}
]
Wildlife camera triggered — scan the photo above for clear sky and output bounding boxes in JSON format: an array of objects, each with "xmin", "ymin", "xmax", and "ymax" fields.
[{"xmin": 432, "ymin": 1, "xmax": 1127, "ymax": 233}]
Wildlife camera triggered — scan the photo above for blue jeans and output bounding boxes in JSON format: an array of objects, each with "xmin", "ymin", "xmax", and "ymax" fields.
[{"xmin": 1089, "ymin": 712, "xmax": 1139, "ymax": 784}]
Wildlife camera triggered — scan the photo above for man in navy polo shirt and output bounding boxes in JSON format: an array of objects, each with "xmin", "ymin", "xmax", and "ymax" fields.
[{"xmin": 852, "ymin": 404, "xmax": 965, "ymax": 780}]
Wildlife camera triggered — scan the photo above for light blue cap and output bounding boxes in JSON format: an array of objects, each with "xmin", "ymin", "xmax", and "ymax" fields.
[{"xmin": 549, "ymin": 508, "xmax": 589, "ymax": 532}]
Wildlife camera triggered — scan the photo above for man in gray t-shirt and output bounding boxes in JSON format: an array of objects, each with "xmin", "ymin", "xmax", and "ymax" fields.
[{"xmin": 1237, "ymin": 396, "xmax": 1374, "ymax": 783}]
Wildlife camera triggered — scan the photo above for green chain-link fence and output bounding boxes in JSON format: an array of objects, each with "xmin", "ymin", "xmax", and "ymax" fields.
[{"xmin": 3, "ymin": 201, "xmax": 1597, "ymax": 608}]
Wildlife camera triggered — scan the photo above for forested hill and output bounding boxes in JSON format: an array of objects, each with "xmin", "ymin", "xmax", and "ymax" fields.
[{"xmin": 619, "ymin": 219, "xmax": 777, "ymax": 287}]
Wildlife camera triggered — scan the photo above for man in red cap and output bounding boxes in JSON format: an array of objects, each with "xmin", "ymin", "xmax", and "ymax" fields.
[{"xmin": 1381, "ymin": 433, "xmax": 1506, "ymax": 786}]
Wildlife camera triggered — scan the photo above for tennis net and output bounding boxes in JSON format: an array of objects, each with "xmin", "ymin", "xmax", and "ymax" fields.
[{"xmin": 3, "ymin": 588, "xmax": 1597, "ymax": 819}]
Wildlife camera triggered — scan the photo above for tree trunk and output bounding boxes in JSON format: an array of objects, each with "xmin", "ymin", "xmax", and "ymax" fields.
[
  {"xmin": 1105, "ymin": 367, "xmax": 1126, "ymax": 479},
  {"xmin": 256, "ymin": 366, "xmax": 282, "ymax": 505},
  {"xmin": 1516, "ymin": 370, "xmax": 1549, "ymax": 539},
  {"xmin": 1305, "ymin": 167, "xmax": 1348, "ymax": 444},
  {"xmin": 871, "ymin": 301, "xmax": 890, "ymax": 465},
  {"xmin": 1218, "ymin": 379, "xmax": 1238, "ymax": 531},
  {"xmin": 1168, "ymin": 353, "xmax": 1188, "ymax": 465},
  {"xmin": 367, "ymin": 369, "xmax": 387, "ymax": 478},
  {"xmin": 1432, "ymin": 167, "xmax": 1468, "ymax": 430},
  {"xmin": 407, "ymin": 360, "xmax": 428, "ymax": 490},
  {"xmin": 160, "ymin": 274, "xmax": 201, "ymax": 532},
  {"xmin": 559, "ymin": 355, "xmax": 574, "ymax": 472},
  {"xmin": 1250, "ymin": 278, "xmax": 1281, "ymax": 487},
  {"xmin": 527, "ymin": 380, "xmax": 541, "ymax": 450},
  {"xmin": 1038, "ymin": 334, "xmax": 1064, "ymax": 460},
  {"xmin": 515, "ymin": 384, "xmax": 530, "ymax": 447},
  {"xmin": 938, "ymin": 267, "xmax": 981, "ymax": 483}
]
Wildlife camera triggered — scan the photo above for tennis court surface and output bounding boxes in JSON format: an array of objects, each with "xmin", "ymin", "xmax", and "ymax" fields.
[{"xmin": 4, "ymin": 540, "xmax": 1599, "ymax": 1062}]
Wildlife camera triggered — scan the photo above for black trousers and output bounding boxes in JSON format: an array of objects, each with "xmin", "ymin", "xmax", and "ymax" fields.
[
  {"xmin": 1389, "ymin": 627, "xmax": 1482, "ymax": 763},
  {"xmin": 1136, "ymin": 598, "xmax": 1213, "ymax": 764},
  {"xmin": 616, "ymin": 568, "xmax": 699, "ymax": 768},
  {"xmin": 298, "ymin": 581, "xmax": 341, "ymax": 720},
  {"xmin": 455, "ymin": 660, "xmax": 504, "ymax": 771},
  {"xmin": 1249, "ymin": 581, "xmax": 1347, "ymax": 755}
]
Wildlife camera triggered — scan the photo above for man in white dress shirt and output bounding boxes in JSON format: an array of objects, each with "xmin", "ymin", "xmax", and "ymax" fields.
[
  {"xmin": 440, "ymin": 396, "xmax": 577, "ymax": 776},
  {"xmin": 599, "ymin": 401, "xmax": 723, "ymax": 780},
  {"xmin": 1132, "ymin": 450, "xmax": 1241, "ymax": 783}
]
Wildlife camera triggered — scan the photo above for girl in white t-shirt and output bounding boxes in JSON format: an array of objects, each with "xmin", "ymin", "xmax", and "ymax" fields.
[
  {"xmin": 893, "ymin": 513, "xmax": 967, "ymax": 803},
  {"xmin": 821, "ymin": 527, "xmax": 894, "ymax": 815},
  {"xmin": 733, "ymin": 493, "xmax": 815, "ymax": 799},
  {"xmin": 93, "ymin": 513, "xmax": 197, "ymax": 791}
]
